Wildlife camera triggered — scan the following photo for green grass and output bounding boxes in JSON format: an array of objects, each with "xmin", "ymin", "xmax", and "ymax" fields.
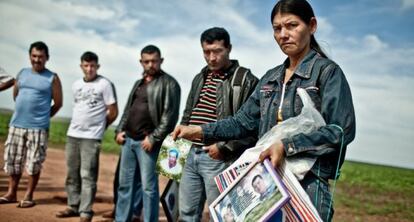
[
  {"xmin": 0, "ymin": 112, "xmax": 413, "ymax": 220},
  {"xmin": 334, "ymin": 161, "xmax": 414, "ymax": 221},
  {"xmin": 0, "ymin": 111, "xmax": 120, "ymax": 154},
  {"xmin": 0, "ymin": 111, "xmax": 12, "ymax": 138}
]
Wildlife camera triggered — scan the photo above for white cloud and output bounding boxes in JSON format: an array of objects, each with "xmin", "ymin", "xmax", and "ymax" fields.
[
  {"xmin": 1, "ymin": 0, "xmax": 414, "ymax": 168},
  {"xmin": 348, "ymin": 75, "xmax": 414, "ymax": 169},
  {"xmin": 362, "ymin": 34, "xmax": 388, "ymax": 51},
  {"xmin": 316, "ymin": 17, "xmax": 334, "ymax": 38},
  {"xmin": 118, "ymin": 18, "xmax": 140, "ymax": 32},
  {"xmin": 401, "ymin": 0, "xmax": 414, "ymax": 10},
  {"xmin": 47, "ymin": 0, "xmax": 116, "ymax": 20},
  {"xmin": 316, "ymin": 18, "xmax": 414, "ymax": 168}
]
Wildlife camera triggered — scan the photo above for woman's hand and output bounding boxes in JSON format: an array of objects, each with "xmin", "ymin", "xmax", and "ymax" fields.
[
  {"xmin": 171, "ymin": 125, "xmax": 203, "ymax": 141},
  {"xmin": 259, "ymin": 141, "xmax": 285, "ymax": 167}
]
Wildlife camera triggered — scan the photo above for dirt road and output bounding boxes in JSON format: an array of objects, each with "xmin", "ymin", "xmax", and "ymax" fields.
[
  {"xmin": 0, "ymin": 145, "xmax": 208, "ymax": 222},
  {"xmin": 1, "ymin": 143, "xmax": 409, "ymax": 222}
]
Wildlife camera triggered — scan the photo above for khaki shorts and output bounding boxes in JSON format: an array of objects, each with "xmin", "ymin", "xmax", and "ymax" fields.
[{"xmin": 3, "ymin": 126, "xmax": 48, "ymax": 175}]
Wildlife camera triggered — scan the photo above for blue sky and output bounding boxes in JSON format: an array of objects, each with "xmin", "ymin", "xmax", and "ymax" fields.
[{"xmin": 1, "ymin": 0, "xmax": 413, "ymax": 169}]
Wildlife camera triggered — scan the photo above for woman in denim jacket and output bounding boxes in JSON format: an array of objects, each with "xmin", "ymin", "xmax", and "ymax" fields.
[{"xmin": 173, "ymin": 0, "xmax": 356, "ymax": 221}]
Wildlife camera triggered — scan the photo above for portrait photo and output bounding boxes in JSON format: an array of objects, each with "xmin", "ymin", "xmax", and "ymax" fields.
[
  {"xmin": 209, "ymin": 159, "xmax": 290, "ymax": 222},
  {"xmin": 156, "ymin": 135, "xmax": 191, "ymax": 182}
]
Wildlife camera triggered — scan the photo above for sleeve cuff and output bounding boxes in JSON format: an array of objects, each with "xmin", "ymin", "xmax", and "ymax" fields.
[
  {"xmin": 201, "ymin": 124, "xmax": 215, "ymax": 144},
  {"xmin": 282, "ymin": 137, "xmax": 297, "ymax": 157},
  {"xmin": 148, "ymin": 134, "xmax": 156, "ymax": 145}
]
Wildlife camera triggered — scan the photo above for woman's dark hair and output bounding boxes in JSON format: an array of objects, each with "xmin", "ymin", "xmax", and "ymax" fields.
[{"xmin": 271, "ymin": 0, "xmax": 327, "ymax": 58}]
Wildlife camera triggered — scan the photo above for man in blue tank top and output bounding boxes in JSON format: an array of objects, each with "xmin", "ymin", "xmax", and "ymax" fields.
[{"xmin": 0, "ymin": 41, "xmax": 63, "ymax": 208}]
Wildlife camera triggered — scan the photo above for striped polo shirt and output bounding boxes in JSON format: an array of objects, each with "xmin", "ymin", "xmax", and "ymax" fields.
[{"xmin": 189, "ymin": 71, "xmax": 225, "ymax": 145}]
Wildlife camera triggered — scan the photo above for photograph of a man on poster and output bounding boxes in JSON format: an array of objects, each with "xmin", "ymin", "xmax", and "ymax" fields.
[{"xmin": 210, "ymin": 160, "xmax": 289, "ymax": 222}]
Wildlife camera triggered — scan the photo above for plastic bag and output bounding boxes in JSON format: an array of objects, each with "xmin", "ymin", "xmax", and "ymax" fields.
[
  {"xmin": 227, "ymin": 88, "xmax": 326, "ymax": 180},
  {"xmin": 256, "ymin": 87, "xmax": 325, "ymax": 179}
]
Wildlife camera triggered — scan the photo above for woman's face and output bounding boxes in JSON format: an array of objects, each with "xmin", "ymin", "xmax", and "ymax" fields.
[{"xmin": 272, "ymin": 12, "xmax": 316, "ymax": 58}]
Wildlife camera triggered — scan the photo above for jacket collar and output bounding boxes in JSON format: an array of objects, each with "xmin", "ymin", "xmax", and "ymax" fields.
[
  {"xmin": 293, "ymin": 49, "xmax": 318, "ymax": 79},
  {"xmin": 142, "ymin": 69, "xmax": 166, "ymax": 79},
  {"xmin": 139, "ymin": 69, "xmax": 165, "ymax": 85},
  {"xmin": 267, "ymin": 49, "xmax": 318, "ymax": 83},
  {"xmin": 200, "ymin": 60, "xmax": 240, "ymax": 79}
]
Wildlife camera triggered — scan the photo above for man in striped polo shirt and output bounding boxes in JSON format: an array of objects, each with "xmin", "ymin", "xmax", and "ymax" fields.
[{"xmin": 178, "ymin": 27, "xmax": 259, "ymax": 221}]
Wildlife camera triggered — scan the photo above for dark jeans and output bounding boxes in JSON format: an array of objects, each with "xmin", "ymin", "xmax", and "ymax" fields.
[
  {"xmin": 113, "ymin": 156, "xmax": 120, "ymax": 205},
  {"xmin": 300, "ymin": 173, "xmax": 334, "ymax": 222}
]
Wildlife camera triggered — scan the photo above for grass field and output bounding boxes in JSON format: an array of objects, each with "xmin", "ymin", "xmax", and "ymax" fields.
[
  {"xmin": 335, "ymin": 162, "xmax": 414, "ymax": 221},
  {"xmin": 0, "ymin": 111, "xmax": 413, "ymax": 221},
  {"xmin": 0, "ymin": 110, "xmax": 120, "ymax": 154}
]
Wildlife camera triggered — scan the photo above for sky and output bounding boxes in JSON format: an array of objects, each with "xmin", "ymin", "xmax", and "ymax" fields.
[{"xmin": 0, "ymin": 0, "xmax": 413, "ymax": 169}]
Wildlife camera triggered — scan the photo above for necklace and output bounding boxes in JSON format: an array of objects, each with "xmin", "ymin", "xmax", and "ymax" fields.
[{"xmin": 277, "ymin": 82, "xmax": 287, "ymax": 123}]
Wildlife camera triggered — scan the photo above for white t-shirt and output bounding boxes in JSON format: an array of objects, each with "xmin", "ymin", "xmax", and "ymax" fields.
[{"xmin": 67, "ymin": 75, "xmax": 117, "ymax": 139}]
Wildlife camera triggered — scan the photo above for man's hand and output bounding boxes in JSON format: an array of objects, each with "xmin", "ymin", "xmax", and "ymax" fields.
[
  {"xmin": 258, "ymin": 141, "xmax": 285, "ymax": 167},
  {"xmin": 141, "ymin": 136, "xmax": 153, "ymax": 152},
  {"xmin": 116, "ymin": 132, "xmax": 126, "ymax": 145},
  {"xmin": 203, "ymin": 144, "xmax": 223, "ymax": 160},
  {"xmin": 171, "ymin": 125, "xmax": 203, "ymax": 141},
  {"xmin": 105, "ymin": 103, "xmax": 118, "ymax": 129}
]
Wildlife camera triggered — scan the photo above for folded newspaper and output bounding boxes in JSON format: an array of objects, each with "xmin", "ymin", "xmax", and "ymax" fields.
[
  {"xmin": 156, "ymin": 135, "xmax": 192, "ymax": 182},
  {"xmin": 213, "ymin": 88, "xmax": 325, "ymax": 221}
]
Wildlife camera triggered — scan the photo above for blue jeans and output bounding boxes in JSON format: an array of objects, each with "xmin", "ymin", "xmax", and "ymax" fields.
[
  {"xmin": 65, "ymin": 136, "xmax": 101, "ymax": 219},
  {"xmin": 113, "ymin": 150, "xmax": 143, "ymax": 217},
  {"xmin": 179, "ymin": 147, "xmax": 229, "ymax": 222},
  {"xmin": 301, "ymin": 174, "xmax": 334, "ymax": 222},
  {"xmin": 266, "ymin": 173, "xmax": 333, "ymax": 222},
  {"xmin": 115, "ymin": 136, "xmax": 159, "ymax": 222}
]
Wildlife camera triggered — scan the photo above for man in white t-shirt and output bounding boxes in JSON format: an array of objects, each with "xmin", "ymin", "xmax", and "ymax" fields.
[{"xmin": 56, "ymin": 51, "xmax": 118, "ymax": 222}]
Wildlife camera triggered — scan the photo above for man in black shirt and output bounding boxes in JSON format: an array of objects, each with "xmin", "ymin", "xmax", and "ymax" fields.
[{"xmin": 113, "ymin": 45, "xmax": 180, "ymax": 222}]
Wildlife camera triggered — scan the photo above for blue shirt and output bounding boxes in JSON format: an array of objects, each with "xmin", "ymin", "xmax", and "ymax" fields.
[{"xmin": 10, "ymin": 68, "xmax": 55, "ymax": 129}]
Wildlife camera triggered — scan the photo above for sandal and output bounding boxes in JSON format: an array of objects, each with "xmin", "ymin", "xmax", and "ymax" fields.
[
  {"xmin": 0, "ymin": 196, "xmax": 17, "ymax": 204},
  {"xmin": 55, "ymin": 208, "xmax": 79, "ymax": 218},
  {"xmin": 16, "ymin": 199, "xmax": 36, "ymax": 208}
]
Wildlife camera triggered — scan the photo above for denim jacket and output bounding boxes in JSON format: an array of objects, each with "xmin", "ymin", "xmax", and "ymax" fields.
[{"xmin": 202, "ymin": 50, "xmax": 356, "ymax": 179}]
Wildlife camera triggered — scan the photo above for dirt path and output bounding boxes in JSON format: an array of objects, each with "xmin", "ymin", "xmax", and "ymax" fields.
[
  {"xmin": 0, "ymin": 145, "xmax": 208, "ymax": 222},
  {"xmin": 1, "ymin": 144, "xmax": 410, "ymax": 222}
]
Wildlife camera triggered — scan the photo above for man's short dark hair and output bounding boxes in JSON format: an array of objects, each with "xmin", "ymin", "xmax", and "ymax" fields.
[
  {"xmin": 251, "ymin": 174, "xmax": 263, "ymax": 186},
  {"xmin": 200, "ymin": 27, "xmax": 231, "ymax": 48},
  {"xmin": 141, "ymin": 45, "xmax": 161, "ymax": 57},
  {"xmin": 81, "ymin": 51, "xmax": 99, "ymax": 63},
  {"xmin": 29, "ymin": 41, "xmax": 49, "ymax": 58}
]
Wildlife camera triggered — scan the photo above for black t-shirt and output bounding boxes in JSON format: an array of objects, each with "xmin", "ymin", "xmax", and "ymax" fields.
[{"xmin": 124, "ymin": 82, "xmax": 155, "ymax": 140}]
